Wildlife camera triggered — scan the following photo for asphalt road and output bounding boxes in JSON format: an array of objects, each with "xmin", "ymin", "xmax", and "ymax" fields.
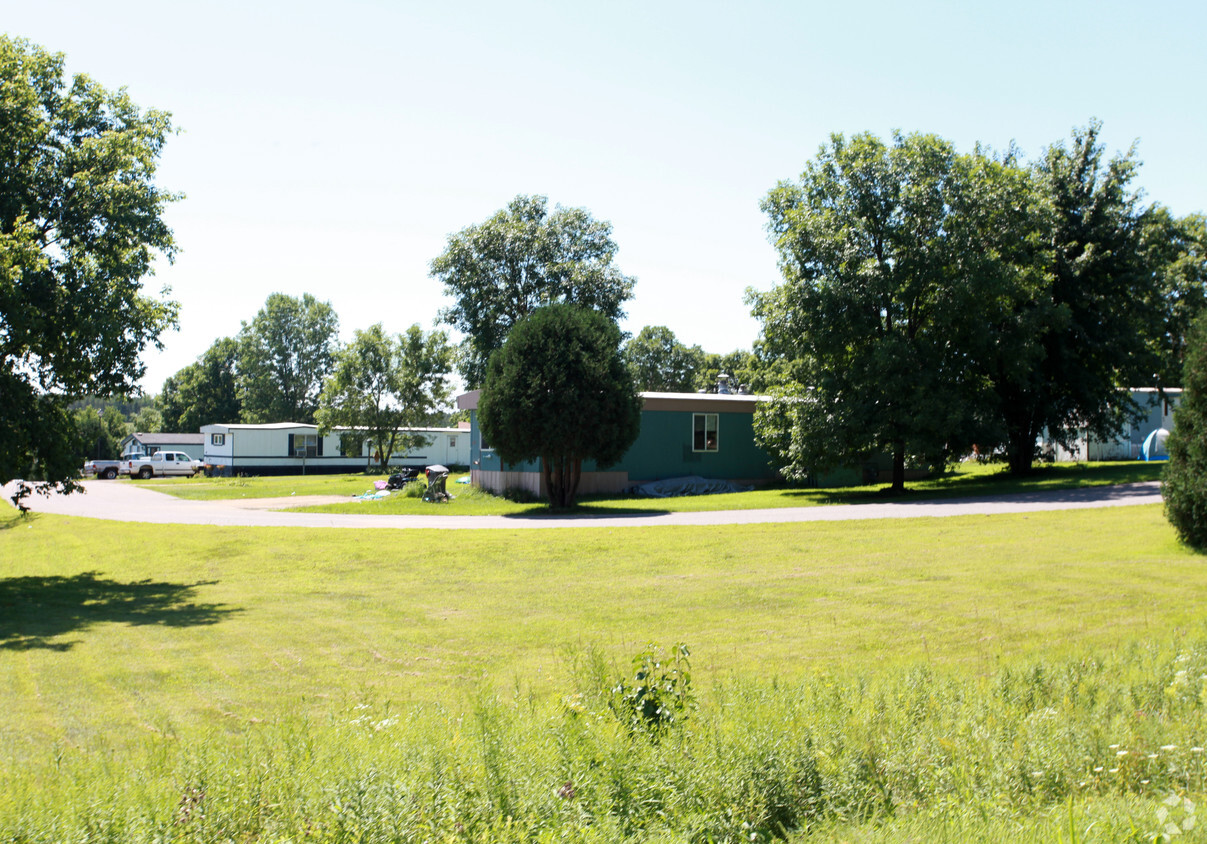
[{"xmin": 2, "ymin": 479, "xmax": 1165, "ymax": 530}]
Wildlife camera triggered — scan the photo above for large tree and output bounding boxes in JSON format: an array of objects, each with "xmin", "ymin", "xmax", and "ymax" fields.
[
  {"xmin": 236, "ymin": 293, "xmax": 338, "ymax": 423},
  {"xmin": 990, "ymin": 122, "xmax": 1167, "ymax": 473},
  {"xmin": 623, "ymin": 326, "xmax": 704, "ymax": 393},
  {"xmin": 478, "ymin": 305, "xmax": 641, "ymax": 509},
  {"xmin": 315, "ymin": 324, "xmax": 454, "ymax": 468},
  {"xmin": 1138, "ymin": 208, "xmax": 1207, "ymax": 389},
  {"xmin": 1, "ymin": 36, "xmax": 179, "ymax": 495},
  {"xmin": 753, "ymin": 132, "xmax": 1030, "ymax": 492},
  {"xmin": 158, "ymin": 337, "xmax": 242, "ymax": 432},
  {"xmin": 432, "ymin": 194, "xmax": 636, "ymax": 387}
]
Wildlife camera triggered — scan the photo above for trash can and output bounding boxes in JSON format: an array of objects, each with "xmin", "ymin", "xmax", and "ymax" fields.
[{"xmin": 423, "ymin": 465, "xmax": 450, "ymax": 502}]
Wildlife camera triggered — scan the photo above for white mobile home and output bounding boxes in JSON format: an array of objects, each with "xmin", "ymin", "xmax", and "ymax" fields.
[
  {"xmin": 1046, "ymin": 388, "xmax": 1181, "ymax": 461},
  {"xmin": 200, "ymin": 422, "xmax": 470, "ymax": 475}
]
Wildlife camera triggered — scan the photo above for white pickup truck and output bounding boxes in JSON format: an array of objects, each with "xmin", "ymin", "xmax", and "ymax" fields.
[{"xmin": 123, "ymin": 451, "xmax": 203, "ymax": 479}]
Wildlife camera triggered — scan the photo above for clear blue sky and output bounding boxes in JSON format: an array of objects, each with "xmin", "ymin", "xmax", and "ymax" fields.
[{"xmin": 8, "ymin": 0, "xmax": 1206, "ymax": 393}]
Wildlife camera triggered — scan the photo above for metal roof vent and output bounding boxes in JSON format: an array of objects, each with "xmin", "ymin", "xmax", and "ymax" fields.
[{"xmin": 717, "ymin": 372, "xmax": 732, "ymax": 394}]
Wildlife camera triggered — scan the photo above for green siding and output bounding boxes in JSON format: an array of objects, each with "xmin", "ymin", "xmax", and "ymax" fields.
[
  {"xmin": 622, "ymin": 409, "xmax": 775, "ymax": 481},
  {"xmin": 470, "ymin": 407, "xmax": 778, "ymax": 482}
]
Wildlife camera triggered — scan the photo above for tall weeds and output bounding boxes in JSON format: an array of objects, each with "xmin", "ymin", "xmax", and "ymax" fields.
[{"xmin": 4, "ymin": 639, "xmax": 1207, "ymax": 841}]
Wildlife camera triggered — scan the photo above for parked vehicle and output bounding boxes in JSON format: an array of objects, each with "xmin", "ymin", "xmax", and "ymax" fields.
[
  {"xmin": 82, "ymin": 459, "xmax": 123, "ymax": 480},
  {"xmin": 123, "ymin": 451, "xmax": 203, "ymax": 479}
]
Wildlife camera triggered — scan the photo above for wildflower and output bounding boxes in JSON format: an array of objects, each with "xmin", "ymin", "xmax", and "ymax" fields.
[
  {"xmin": 1162, "ymin": 745, "xmax": 1178, "ymax": 751},
  {"xmin": 1193, "ymin": 747, "xmax": 1204, "ymax": 754},
  {"xmin": 1110, "ymin": 768, "xmax": 1120, "ymax": 773},
  {"xmin": 1117, "ymin": 750, "xmax": 1130, "ymax": 757},
  {"xmin": 1110, "ymin": 744, "xmax": 1120, "ymax": 749},
  {"xmin": 1149, "ymin": 754, "xmax": 1160, "ymax": 760},
  {"xmin": 1094, "ymin": 767, "xmax": 1104, "ymax": 773}
]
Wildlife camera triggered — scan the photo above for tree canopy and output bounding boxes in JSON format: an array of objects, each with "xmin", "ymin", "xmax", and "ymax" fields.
[
  {"xmin": 158, "ymin": 337, "xmax": 241, "ymax": 431},
  {"xmin": 236, "ymin": 293, "xmax": 338, "ymax": 424},
  {"xmin": 754, "ymin": 131, "xmax": 1025, "ymax": 491},
  {"xmin": 478, "ymin": 305, "xmax": 641, "ymax": 509},
  {"xmin": 753, "ymin": 122, "xmax": 1203, "ymax": 488},
  {"xmin": 432, "ymin": 195, "xmax": 636, "ymax": 388},
  {"xmin": 1163, "ymin": 311, "xmax": 1207, "ymax": 549},
  {"xmin": 0, "ymin": 36, "xmax": 179, "ymax": 492},
  {"xmin": 623, "ymin": 326, "xmax": 705, "ymax": 393},
  {"xmin": 315, "ymin": 324, "xmax": 454, "ymax": 468}
]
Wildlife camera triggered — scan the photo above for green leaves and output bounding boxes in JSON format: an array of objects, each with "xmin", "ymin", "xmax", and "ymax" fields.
[
  {"xmin": 1163, "ymin": 312, "xmax": 1207, "ymax": 549},
  {"xmin": 478, "ymin": 304, "xmax": 641, "ymax": 508},
  {"xmin": 754, "ymin": 122, "xmax": 1204, "ymax": 485},
  {"xmin": 1, "ymin": 36, "xmax": 179, "ymax": 487},
  {"xmin": 315, "ymin": 323, "xmax": 454, "ymax": 467},
  {"xmin": 432, "ymin": 195, "xmax": 636, "ymax": 388},
  {"xmin": 236, "ymin": 293, "xmax": 339, "ymax": 424}
]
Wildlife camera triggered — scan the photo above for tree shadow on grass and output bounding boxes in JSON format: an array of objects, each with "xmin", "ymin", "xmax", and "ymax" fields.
[{"xmin": 0, "ymin": 571, "xmax": 241, "ymax": 651}]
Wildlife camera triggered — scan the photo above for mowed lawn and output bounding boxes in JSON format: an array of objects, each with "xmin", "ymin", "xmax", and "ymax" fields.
[{"xmin": 0, "ymin": 500, "xmax": 1200, "ymax": 770}]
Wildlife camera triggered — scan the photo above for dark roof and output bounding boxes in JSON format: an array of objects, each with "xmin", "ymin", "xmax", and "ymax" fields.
[{"xmin": 125, "ymin": 432, "xmax": 206, "ymax": 445}]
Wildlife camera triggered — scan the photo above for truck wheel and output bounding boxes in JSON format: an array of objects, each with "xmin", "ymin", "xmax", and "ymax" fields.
[
  {"xmin": 138, "ymin": 466, "xmax": 153, "ymax": 480},
  {"xmin": 102, "ymin": 467, "xmax": 118, "ymax": 480}
]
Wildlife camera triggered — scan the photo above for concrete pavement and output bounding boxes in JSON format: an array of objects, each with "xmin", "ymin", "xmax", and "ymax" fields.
[{"xmin": 2, "ymin": 478, "xmax": 1165, "ymax": 530}]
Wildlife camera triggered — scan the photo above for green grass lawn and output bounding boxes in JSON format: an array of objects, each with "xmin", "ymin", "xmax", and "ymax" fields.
[
  {"xmin": 0, "ymin": 501, "xmax": 1195, "ymax": 752},
  {"xmin": 137, "ymin": 460, "xmax": 1166, "ymax": 517},
  {"xmin": 3, "ymin": 497, "xmax": 1201, "ymax": 841}
]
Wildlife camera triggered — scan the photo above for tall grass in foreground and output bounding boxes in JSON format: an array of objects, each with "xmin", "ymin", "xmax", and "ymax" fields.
[{"xmin": 5, "ymin": 639, "xmax": 1207, "ymax": 842}]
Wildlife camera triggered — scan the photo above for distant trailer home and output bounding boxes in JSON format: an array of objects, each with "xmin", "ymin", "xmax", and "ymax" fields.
[
  {"xmin": 1045, "ymin": 387, "xmax": 1182, "ymax": 462},
  {"xmin": 200, "ymin": 422, "xmax": 471, "ymax": 476},
  {"xmin": 120, "ymin": 432, "xmax": 205, "ymax": 461},
  {"xmin": 456, "ymin": 389, "xmax": 780, "ymax": 498}
]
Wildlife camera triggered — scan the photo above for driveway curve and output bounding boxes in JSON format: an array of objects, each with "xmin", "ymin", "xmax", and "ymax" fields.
[{"xmin": 3, "ymin": 479, "xmax": 1164, "ymax": 530}]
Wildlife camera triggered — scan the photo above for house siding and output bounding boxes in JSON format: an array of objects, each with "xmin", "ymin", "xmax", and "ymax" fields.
[
  {"xmin": 463, "ymin": 394, "xmax": 778, "ymax": 496},
  {"xmin": 201, "ymin": 423, "xmax": 470, "ymax": 475}
]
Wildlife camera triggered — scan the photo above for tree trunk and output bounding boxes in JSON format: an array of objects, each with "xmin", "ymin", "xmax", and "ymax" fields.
[
  {"xmin": 890, "ymin": 440, "xmax": 906, "ymax": 494},
  {"xmin": 541, "ymin": 454, "xmax": 584, "ymax": 510},
  {"xmin": 1006, "ymin": 421, "xmax": 1038, "ymax": 475},
  {"xmin": 541, "ymin": 455, "xmax": 555, "ymax": 505}
]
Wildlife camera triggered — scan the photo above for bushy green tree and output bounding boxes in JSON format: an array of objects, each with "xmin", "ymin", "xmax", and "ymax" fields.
[
  {"xmin": 158, "ymin": 337, "xmax": 242, "ymax": 431},
  {"xmin": 1139, "ymin": 208, "xmax": 1207, "ymax": 388},
  {"xmin": 1163, "ymin": 312, "xmax": 1207, "ymax": 549},
  {"xmin": 73, "ymin": 407, "xmax": 129, "ymax": 461},
  {"xmin": 432, "ymin": 195, "xmax": 636, "ymax": 388},
  {"xmin": 623, "ymin": 326, "xmax": 704, "ymax": 393},
  {"xmin": 315, "ymin": 324, "xmax": 455, "ymax": 468},
  {"xmin": 1, "ymin": 36, "xmax": 179, "ymax": 492},
  {"xmin": 237, "ymin": 293, "xmax": 338, "ymax": 423},
  {"xmin": 693, "ymin": 349, "xmax": 762, "ymax": 394},
  {"xmin": 991, "ymin": 122, "xmax": 1166, "ymax": 474},
  {"xmin": 753, "ymin": 132, "xmax": 1029, "ymax": 491},
  {"xmin": 478, "ymin": 305, "xmax": 641, "ymax": 509}
]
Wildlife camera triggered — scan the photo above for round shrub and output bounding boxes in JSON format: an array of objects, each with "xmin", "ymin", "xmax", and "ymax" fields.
[{"xmin": 1164, "ymin": 312, "xmax": 1207, "ymax": 549}]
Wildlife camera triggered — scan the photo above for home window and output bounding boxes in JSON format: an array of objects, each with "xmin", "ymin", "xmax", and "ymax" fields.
[
  {"xmin": 693, "ymin": 413, "xmax": 718, "ymax": 452},
  {"xmin": 211, "ymin": 433, "xmax": 225, "ymax": 446},
  {"xmin": 449, "ymin": 436, "xmax": 457, "ymax": 449},
  {"xmin": 288, "ymin": 433, "xmax": 320, "ymax": 458}
]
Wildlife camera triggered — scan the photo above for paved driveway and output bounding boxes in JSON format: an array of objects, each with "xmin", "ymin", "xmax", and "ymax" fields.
[{"xmin": 3, "ymin": 479, "xmax": 1164, "ymax": 530}]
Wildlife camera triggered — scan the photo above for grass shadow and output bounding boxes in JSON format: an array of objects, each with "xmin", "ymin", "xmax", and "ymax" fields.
[{"xmin": 0, "ymin": 571, "xmax": 241, "ymax": 651}]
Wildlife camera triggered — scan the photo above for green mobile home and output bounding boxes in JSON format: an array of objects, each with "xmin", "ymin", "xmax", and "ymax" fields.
[{"xmin": 456, "ymin": 390, "xmax": 779, "ymax": 497}]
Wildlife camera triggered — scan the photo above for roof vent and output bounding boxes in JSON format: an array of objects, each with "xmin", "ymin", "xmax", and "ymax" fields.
[{"xmin": 717, "ymin": 372, "xmax": 732, "ymax": 394}]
